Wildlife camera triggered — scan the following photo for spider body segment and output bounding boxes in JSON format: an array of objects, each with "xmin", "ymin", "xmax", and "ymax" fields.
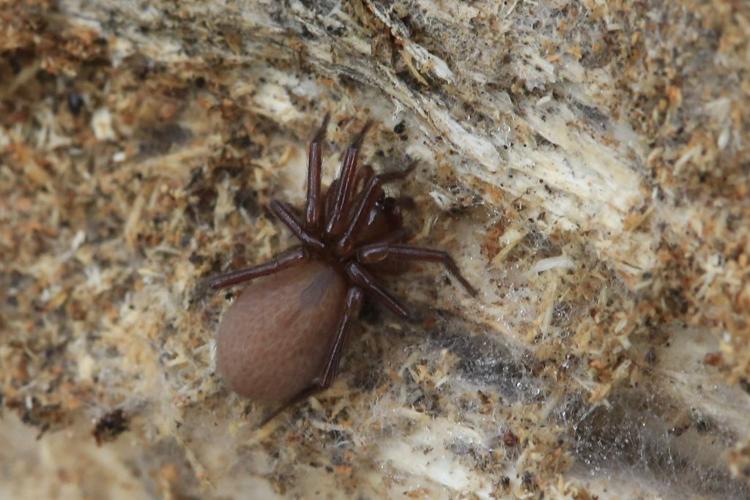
[{"xmin": 210, "ymin": 114, "xmax": 476, "ymax": 409}]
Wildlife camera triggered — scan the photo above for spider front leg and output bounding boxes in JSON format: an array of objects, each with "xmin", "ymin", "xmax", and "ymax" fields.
[
  {"xmin": 325, "ymin": 121, "xmax": 373, "ymax": 237},
  {"xmin": 270, "ymin": 200, "xmax": 325, "ymax": 250},
  {"xmin": 356, "ymin": 244, "xmax": 478, "ymax": 296},
  {"xmin": 336, "ymin": 163, "xmax": 415, "ymax": 254},
  {"xmin": 208, "ymin": 246, "xmax": 309, "ymax": 289},
  {"xmin": 305, "ymin": 113, "xmax": 330, "ymax": 231},
  {"xmin": 259, "ymin": 286, "xmax": 364, "ymax": 426}
]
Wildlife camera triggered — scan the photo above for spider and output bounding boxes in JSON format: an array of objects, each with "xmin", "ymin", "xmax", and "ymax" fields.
[{"xmin": 209, "ymin": 114, "xmax": 476, "ymax": 416}]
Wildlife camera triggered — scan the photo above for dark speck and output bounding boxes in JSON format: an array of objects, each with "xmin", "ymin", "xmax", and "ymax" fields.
[
  {"xmin": 139, "ymin": 123, "xmax": 193, "ymax": 156},
  {"xmin": 359, "ymin": 300, "xmax": 381, "ymax": 324},
  {"xmin": 92, "ymin": 409, "xmax": 129, "ymax": 445},
  {"xmin": 234, "ymin": 188, "xmax": 259, "ymax": 216},
  {"xmin": 502, "ymin": 430, "xmax": 519, "ymax": 447},
  {"xmin": 522, "ymin": 471, "xmax": 535, "ymax": 489},
  {"xmin": 67, "ymin": 93, "xmax": 84, "ymax": 115},
  {"xmin": 230, "ymin": 134, "xmax": 253, "ymax": 149},
  {"xmin": 326, "ymin": 25, "xmax": 345, "ymax": 36},
  {"xmin": 576, "ymin": 102, "xmax": 609, "ymax": 129},
  {"xmin": 300, "ymin": 24, "xmax": 315, "ymax": 39},
  {"xmin": 695, "ymin": 417, "xmax": 710, "ymax": 434}
]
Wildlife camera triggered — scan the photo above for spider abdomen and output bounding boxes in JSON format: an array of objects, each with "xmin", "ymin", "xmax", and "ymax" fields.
[{"xmin": 216, "ymin": 260, "xmax": 347, "ymax": 401}]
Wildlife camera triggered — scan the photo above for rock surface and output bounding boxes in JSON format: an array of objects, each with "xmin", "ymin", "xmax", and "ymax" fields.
[{"xmin": 2, "ymin": 1, "xmax": 749, "ymax": 498}]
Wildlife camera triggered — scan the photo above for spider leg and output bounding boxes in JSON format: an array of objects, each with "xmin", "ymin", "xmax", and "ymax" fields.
[
  {"xmin": 270, "ymin": 200, "xmax": 325, "ymax": 250},
  {"xmin": 356, "ymin": 243, "xmax": 477, "ymax": 296},
  {"xmin": 208, "ymin": 246, "xmax": 308, "ymax": 289},
  {"xmin": 325, "ymin": 121, "xmax": 373, "ymax": 237},
  {"xmin": 354, "ymin": 164, "xmax": 374, "ymax": 196},
  {"xmin": 323, "ymin": 163, "xmax": 372, "ymax": 228},
  {"xmin": 305, "ymin": 113, "xmax": 330, "ymax": 231},
  {"xmin": 324, "ymin": 178, "xmax": 339, "ymax": 221},
  {"xmin": 317, "ymin": 286, "xmax": 364, "ymax": 387},
  {"xmin": 258, "ymin": 287, "xmax": 364, "ymax": 426},
  {"xmin": 345, "ymin": 262, "xmax": 409, "ymax": 319},
  {"xmin": 336, "ymin": 163, "xmax": 415, "ymax": 254},
  {"xmin": 340, "ymin": 164, "xmax": 373, "ymax": 228}
]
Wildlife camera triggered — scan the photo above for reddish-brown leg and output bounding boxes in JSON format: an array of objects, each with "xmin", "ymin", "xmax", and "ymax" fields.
[
  {"xmin": 208, "ymin": 246, "xmax": 308, "ymax": 289},
  {"xmin": 336, "ymin": 164, "xmax": 415, "ymax": 254},
  {"xmin": 344, "ymin": 164, "xmax": 374, "ymax": 225},
  {"xmin": 354, "ymin": 228, "xmax": 411, "ymax": 274},
  {"xmin": 325, "ymin": 121, "xmax": 373, "ymax": 237},
  {"xmin": 356, "ymin": 244, "xmax": 477, "ymax": 296},
  {"xmin": 259, "ymin": 286, "xmax": 364, "ymax": 426},
  {"xmin": 324, "ymin": 178, "xmax": 339, "ymax": 222},
  {"xmin": 345, "ymin": 262, "xmax": 409, "ymax": 319},
  {"xmin": 325, "ymin": 162, "xmax": 376, "ymax": 230},
  {"xmin": 354, "ymin": 164, "xmax": 374, "ymax": 196},
  {"xmin": 270, "ymin": 200, "xmax": 325, "ymax": 250},
  {"xmin": 317, "ymin": 286, "xmax": 364, "ymax": 386},
  {"xmin": 305, "ymin": 113, "xmax": 330, "ymax": 231}
]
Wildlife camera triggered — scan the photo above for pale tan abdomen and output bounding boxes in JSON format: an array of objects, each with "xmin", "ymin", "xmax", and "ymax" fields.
[{"xmin": 216, "ymin": 260, "xmax": 347, "ymax": 401}]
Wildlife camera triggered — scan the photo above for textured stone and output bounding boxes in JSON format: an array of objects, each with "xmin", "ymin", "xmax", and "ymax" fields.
[{"xmin": 2, "ymin": 1, "xmax": 749, "ymax": 498}]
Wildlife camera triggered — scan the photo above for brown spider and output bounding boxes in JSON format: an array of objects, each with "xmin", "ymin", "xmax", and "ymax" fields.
[{"xmin": 209, "ymin": 114, "xmax": 476, "ymax": 416}]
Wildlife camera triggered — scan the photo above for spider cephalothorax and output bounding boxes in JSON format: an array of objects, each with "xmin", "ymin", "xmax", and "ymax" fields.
[{"xmin": 209, "ymin": 114, "xmax": 476, "ymax": 415}]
